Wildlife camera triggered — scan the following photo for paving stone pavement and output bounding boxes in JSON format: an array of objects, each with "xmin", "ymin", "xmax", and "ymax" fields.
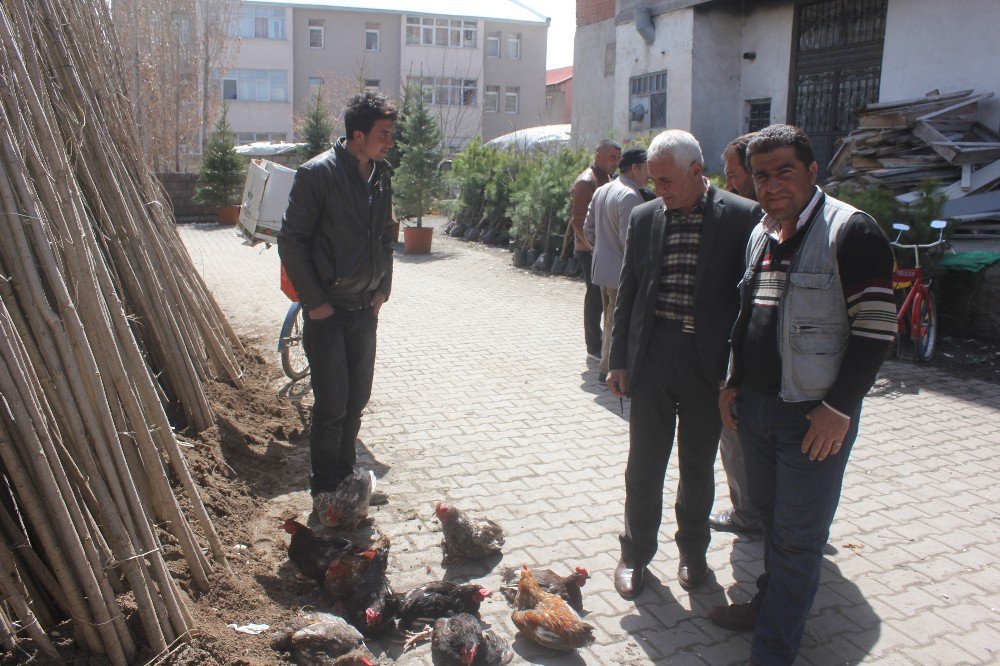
[{"xmin": 181, "ymin": 220, "xmax": 1000, "ymax": 665}]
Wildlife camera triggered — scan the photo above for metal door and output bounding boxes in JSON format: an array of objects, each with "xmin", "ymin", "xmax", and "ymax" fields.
[{"xmin": 789, "ymin": 0, "xmax": 888, "ymax": 176}]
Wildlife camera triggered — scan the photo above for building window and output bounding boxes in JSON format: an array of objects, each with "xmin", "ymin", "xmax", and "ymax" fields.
[
  {"xmin": 233, "ymin": 7, "xmax": 285, "ymax": 39},
  {"xmin": 746, "ymin": 99, "xmax": 771, "ymax": 132},
  {"xmin": 235, "ymin": 132, "xmax": 287, "ymax": 143},
  {"xmin": 506, "ymin": 33, "xmax": 521, "ymax": 60},
  {"xmin": 410, "ymin": 77, "xmax": 477, "ymax": 106},
  {"xmin": 364, "ymin": 79, "xmax": 380, "ymax": 91},
  {"xmin": 545, "ymin": 95, "xmax": 553, "ymax": 110},
  {"xmin": 605, "ymin": 42, "xmax": 616, "ymax": 77},
  {"xmin": 308, "ymin": 77, "xmax": 323, "ymax": 94},
  {"xmin": 221, "ymin": 69, "xmax": 287, "ymax": 102},
  {"xmin": 504, "ymin": 86, "xmax": 519, "ymax": 113},
  {"xmin": 405, "ymin": 16, "xmax": 477, "ymax": 47},
  {"xmin": 486, "ymin": 31, "xmax": 500, "ymax": 57},
  {"xmin": 629, "ymin": 70, "xmax": 667, "ymax": 129},
  {"xmin": 365, "ymin": 23, "xmax": 380, "ymax": 51},
  {"xmin": 308, "ymin": 19, "xmax": 324, "ymax": 48},
  {"xmin": 484, "ymin": 85, "xmax": 499, "ymax": 112}
]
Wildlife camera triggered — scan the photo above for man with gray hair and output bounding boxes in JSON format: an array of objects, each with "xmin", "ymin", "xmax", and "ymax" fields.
[{"xmin": 607, "ymin": 130, "xmax": 760, "ymax": 599}]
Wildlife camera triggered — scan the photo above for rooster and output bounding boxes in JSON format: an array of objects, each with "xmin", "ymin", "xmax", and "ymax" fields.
[
  {"xmin": 403, "ymin": 613, "xmax": 513, "ymax": 665},
  {"xmin": 502, "ymin": 566, "xmax": 589, "ymax": 613},
  {"xmin": 397, "ymin": 581, "xmax": 491, "ymax": 632},
  {"xmin": 282, "ymin": 519, "xmax": 355, "ymax": 583},
  {"xmin": 511, "ymin": 565, "xmax": 595, "ymax": 652},
  {"xmin": 270, "ymin": 611, "xmax": 375, "ymax": 666},
  {"xmin": 342, "ymin": 541, "xmax": 399, "ymax": 637},
  {"xmin": 322, "ymin": 535, "xmax": 389, "ymax": 604},
  {"xmin": 435, "ymin": 502, "xmax": 504, "ymax": 564},
  {"xmin": 316, "ymin": 469, "xmax": 376, "ymax": 530}
]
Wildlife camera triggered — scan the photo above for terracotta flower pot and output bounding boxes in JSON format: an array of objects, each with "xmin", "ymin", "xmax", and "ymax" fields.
[
  {"xmin": 217, "ymin": 204, "xmax": 240, "ymax": 226},
  {"xmin": 403, "ymin": 226, "xmax": 433, "ymax": 254}
]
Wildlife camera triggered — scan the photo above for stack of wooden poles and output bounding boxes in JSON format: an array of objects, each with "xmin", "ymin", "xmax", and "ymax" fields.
[{"xmin": 0, "ymin": 0, "xmax": 244, "ymax": 662}]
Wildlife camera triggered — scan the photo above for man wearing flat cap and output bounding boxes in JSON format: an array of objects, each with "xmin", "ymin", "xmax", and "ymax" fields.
[{"xmin": 584, "ymin": 147, "xmax": 650, "ymax": 381}]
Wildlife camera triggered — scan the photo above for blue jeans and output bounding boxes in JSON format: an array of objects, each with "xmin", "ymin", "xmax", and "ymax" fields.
[{"xmin": 738, "ymin": 388, "xmax": 860, "ymax": 665}]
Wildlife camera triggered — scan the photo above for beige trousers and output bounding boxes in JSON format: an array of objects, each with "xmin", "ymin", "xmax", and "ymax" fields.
[{"xmin": 599, "ymin": 286, "xmax": 617, "ymax": 375}]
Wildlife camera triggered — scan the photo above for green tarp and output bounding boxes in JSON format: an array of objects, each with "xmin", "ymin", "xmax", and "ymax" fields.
[{"xmin": 937, "ymin": 251, "xmax": 1000, "ymax": 273}]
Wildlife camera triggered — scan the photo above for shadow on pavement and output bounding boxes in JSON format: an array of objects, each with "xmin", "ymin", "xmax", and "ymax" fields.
[
  {"xmin": 579, "ymin": 358, "xmax": 630, "ymax": 421},
  {"xmin": 874, "ymin": 360, "xmax": 1000, "ymax": 411},
  {"xmin": 394, "ymin": 248, "xmax": 458, "ymax": 264},
  {"xmin": 716, "ymin": 541, "xmax": 881, "ymax": 665}
]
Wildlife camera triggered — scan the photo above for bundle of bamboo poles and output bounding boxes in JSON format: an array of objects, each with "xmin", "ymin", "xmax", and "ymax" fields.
[{"xmin": 0, "ymin": 0, "xmax": 247, "ymax": 662}]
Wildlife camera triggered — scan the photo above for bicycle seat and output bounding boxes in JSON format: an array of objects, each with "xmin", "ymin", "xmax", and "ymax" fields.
[
  {"xmin": 930, "ymin": 219, "xmax": 947, "ymax": 230},
  {"xmin": 892, "ymin": 222, "xmax": 910, "ymax": 232}
]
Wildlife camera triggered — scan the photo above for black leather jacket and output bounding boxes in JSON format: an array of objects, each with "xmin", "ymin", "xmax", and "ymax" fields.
[{"xmin": 278, "ymin": 139, "xmax": 393, "ymax": 310}]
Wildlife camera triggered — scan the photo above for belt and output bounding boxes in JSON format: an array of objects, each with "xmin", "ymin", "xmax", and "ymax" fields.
[{"xmin": 654, "ymin": 316, "xmax": 696, "ymax": 334}]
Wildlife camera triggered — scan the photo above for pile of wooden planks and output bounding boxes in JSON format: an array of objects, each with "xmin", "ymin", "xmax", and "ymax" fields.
[{"xmin": 827, "ymin": 90, "xmax": 1000, "ymax": 201}]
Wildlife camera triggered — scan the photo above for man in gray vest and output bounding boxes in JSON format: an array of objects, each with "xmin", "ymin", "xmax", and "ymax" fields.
[
  {"xmin": 711, "ymin": 124, "xmax": 895, "ymax": 665},
  {"xmin": 583, "ymin": 146, "xmax": 649, "ymax": 382}
]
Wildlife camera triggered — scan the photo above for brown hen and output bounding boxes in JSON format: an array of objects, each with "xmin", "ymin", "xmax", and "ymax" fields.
[
  {"xmin": 435, "ymin": 502, "xmax": 504, "ymax": 564},
  {"xmin": 511, "ymin": 565, "xmax": 595, "ymax": 652}
]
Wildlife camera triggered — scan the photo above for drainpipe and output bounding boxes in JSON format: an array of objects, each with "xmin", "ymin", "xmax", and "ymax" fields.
[{"xmin": 634, "ymin": 8, "xmax": 655, "ymax": 45}]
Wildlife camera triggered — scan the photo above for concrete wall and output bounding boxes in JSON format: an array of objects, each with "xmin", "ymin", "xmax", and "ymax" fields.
[
  {"xmin": 737, "ymin": 1, "xmax": 793, "ymax": 126},
  {"xmin": 226, "ymin": 6, "xmax": 294, "ymax": 138},
  {"xmin": 880, "ymin": 0, "xmax": 1000, "ymax": 129},
  {"xmin": 612, "ymin": 8, "xmax": 695, "ymax": 140},
  {"xmin": 690, "ymin": 5, "xmax": 742, "ymax": 173},
  {"xmin": 542, "ymin": 79, "xmax": 572, "ymax": 126},
  {"xmin": 292, "ymin": 8, "xmax": 402, "ymax": 137},
  {"xmin": 481, "ymin": 21, "xmax": 548, "ymax": 142},
  {"xmin": 570, "ymin": 17, "xmax": 617, "ymax": 147}
]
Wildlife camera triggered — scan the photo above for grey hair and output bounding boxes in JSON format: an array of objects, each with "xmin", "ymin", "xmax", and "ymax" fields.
[
  {"xmin": 596, "ymin": 139, "xmax": 622, "ymax": 152},
  {"xmin": 647, "ymin": 130, "xmax": 703, "ymax": 166}
]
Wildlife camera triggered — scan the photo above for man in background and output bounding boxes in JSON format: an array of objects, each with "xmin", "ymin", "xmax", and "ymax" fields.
[
  {"xmin": 583, "ymin": 146, "xmax": 649, "ymax": 382},
  {"xmin": 570, "ymin": 139, "xmax": 621, "ymax": 359},
  {"xmin": 709, "ymin": 132, "xmax": 762, "ymax": 536}
]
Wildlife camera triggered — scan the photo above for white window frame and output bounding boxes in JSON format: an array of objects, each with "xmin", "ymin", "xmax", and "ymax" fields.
[
  {"xmin": 364, "ymin": 79, "xmax": 380, "ymax": 91},
  {"xmin": 221, "ymin": 69, "xmax": 288, "ymax": 103},
  {"xmin": 484, "ymin": 85, "xmax": 499, "ymax": 112},
  {"xmin": 405, "ymin": 16, "xmax": 477, "ymax": 47},
  {"xmin": 365, "ymin": 24, "xmax": 380, "ymax": 51},
  {"xmin": 410, "ymin": 76, "xmax": 478, "ymax": 106},
  {"xmin": 308, "ymin": 19, "xmax": 324, "ymax": 49},
  {"xmin": 504, "ymin": 86, "xmax": 519, "ymax": 113},
  {"xmin": 486, "ymin": 31, "xmax": 500, "ymax": 58},
  {"xmin": 506, "ymin": 33, "xmax": 521, "ymax": 60},
  {"xmin": 234, "ymin": 7, "xmax": 285, "ymax": 40}
]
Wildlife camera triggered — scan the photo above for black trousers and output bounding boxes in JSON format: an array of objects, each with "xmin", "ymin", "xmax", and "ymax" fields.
[
  {"xmin": 620, "ymin": 319, "xmax": 722, "ymax": 566},
  {"xmin": 302, "ymin": 308, "xmax": 377, "ymax": 495},
  {"xmin": 578, "ymin": 250, "xmax": 603, "ymax": 355}
]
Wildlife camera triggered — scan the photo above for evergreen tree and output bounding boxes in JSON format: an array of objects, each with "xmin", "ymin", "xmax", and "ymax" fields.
[
  {"xmin": 393, "ymin": 84, "xmax": 443, "ymax": 228},
  {"xmin": 194, "ymin": 106, "xmax": 243, "ymax": 207},
  {"xmin": 297, "ymin": 89, "xmax": 334, "ymax": 161}
]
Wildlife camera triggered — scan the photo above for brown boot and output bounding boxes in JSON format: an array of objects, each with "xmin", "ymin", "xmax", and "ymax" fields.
[{"xmin": 710, "ymin": 601, "xmax": 758, "ymax": 631}]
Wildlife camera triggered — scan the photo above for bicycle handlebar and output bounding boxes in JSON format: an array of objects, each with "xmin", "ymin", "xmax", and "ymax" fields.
[{"xmin": 890, "ymin": 238, "xmax": 948, "ymax": 250}]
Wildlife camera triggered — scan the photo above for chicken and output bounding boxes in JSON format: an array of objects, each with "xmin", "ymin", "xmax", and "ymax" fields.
[
  {"xmin": 342, "ymin": 541, "xmax": 399, "ymax": 637},
  {"xmin": 316, "ymin": 469, "xmax": 376, "ymax": 530},
  {"xmin": 323, "ymin": 535, "xmax": 390, "ymax": 605},
  {"xmin": 282, "ymin": 519, "xmax": 355, "ymax": 582},
  {"xmin": 500, "ymin": 566, "xmax": 589, "ymax": 613},
  {"xmin": 270, "ymin": 611, "xmax": 375, "ymax": 666},
  {"xmin": 532, "ymin": 566, "xmax": 590, "ymax": 613},
  {"xmin": 434, "ymin": 502, "xmax": 504, "ymax": 564},
  {"xmin": 511, "ymin": 565, "xmax": 595, "ymax": 652},
  {"xmin": 396, "ymin": 581, "xmax": 491, "ymax": 631},
  {"xmin": 403, "ymin": 613, "xmax": 513, "ymax": 666}
]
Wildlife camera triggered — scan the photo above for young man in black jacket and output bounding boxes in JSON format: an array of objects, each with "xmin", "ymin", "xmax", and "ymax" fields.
[{"xmin": 278, "ymin": 91, "xmax": 397, "ymax": 507}]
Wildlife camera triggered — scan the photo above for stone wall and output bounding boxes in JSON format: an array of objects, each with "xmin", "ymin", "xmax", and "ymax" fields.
[{"xmin": 157, "ymin": 172, "xmax": 217, "ymax": 222}]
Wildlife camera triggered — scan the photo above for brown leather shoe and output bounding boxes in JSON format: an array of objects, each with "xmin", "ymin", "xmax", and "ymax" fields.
[
  {"xmin": 613, "ymin": 559, "xmax": 645, "ymax": 600},
  {"xmin": 677, "ymin": 556, "xmax": 709, "ymax": 590},
  {"xmin": 710, "ymin": 601, "xmax": 758, "ymax": 631}
]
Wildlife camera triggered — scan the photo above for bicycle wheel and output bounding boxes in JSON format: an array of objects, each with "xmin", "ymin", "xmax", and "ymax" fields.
[
  {"xmin": 911, "ymin": 290, "xmax": 937, "ymax": 363},
  {"xmin": 279, "ymin": 303, "xmax": 310, "ymax": 380}
]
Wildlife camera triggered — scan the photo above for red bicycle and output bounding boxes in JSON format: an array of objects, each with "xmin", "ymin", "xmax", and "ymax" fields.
[{"xmin": 890, "ymin": 219, "xmax": 948, "ymax": 363}]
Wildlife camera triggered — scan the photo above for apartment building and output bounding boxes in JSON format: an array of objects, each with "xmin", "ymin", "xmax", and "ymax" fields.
[{"xmin": 223, "ymin": 0, "xmax": 549, "ymax": 148}]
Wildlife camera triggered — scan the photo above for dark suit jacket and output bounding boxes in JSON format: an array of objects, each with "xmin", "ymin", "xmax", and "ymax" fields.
[{"xmin": 609, "ymin": 186, "xmax": 761, "ymax": 392}]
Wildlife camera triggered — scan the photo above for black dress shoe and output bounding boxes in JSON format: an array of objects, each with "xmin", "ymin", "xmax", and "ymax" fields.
[
  {"xmin": 710, "ymin": 601, "xmax": 758, "ymax": 631},
  {"xmin": 677, "ymin": 556, "xmax": 709, "ymax": 590},
  {"xmin": 613, "ymin": 559, "xmax": 645, "ymax": 600},
  {"xmin": 708, "ymin": 509, "xmax": 761, "ymax": 535}
]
